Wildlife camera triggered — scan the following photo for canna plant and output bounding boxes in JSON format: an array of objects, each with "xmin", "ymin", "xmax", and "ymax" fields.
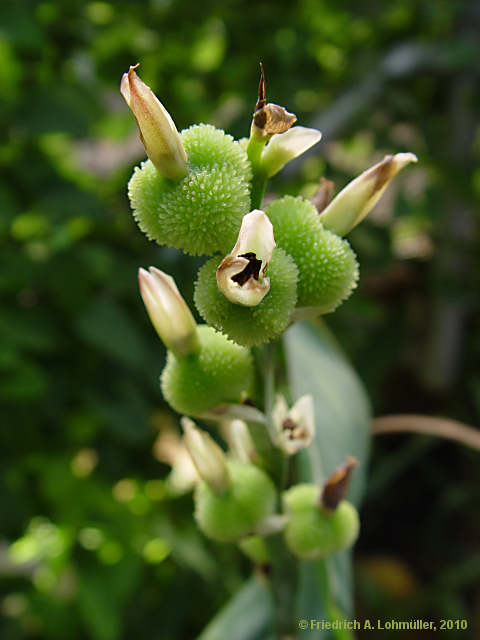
[{"xmin": 122, "ymin": 63, "xmax": 417, "ymax": 638}]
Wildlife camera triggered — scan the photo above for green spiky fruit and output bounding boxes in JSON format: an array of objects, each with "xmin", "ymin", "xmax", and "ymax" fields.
[
  {"xmin": 282, "ymin": 484, "xmax": 359, "ymax": 560},
  {"xmin": 161, "ymin": 325, "xmax": 254, "ymax": 416},
  {"xmin": 194, "ymin": 248, "xmax": 298, "ymax": 347},
  {"xmin": 128, "ymin": 124, "xmax": 252, "ymax": 256},
  {"xmin": 265, "ymin": 196, "xmax": 359, "ymax": 312},
  {"xmin": 194, "ymin": 460, "xmax": 276, "ymax": 542}
]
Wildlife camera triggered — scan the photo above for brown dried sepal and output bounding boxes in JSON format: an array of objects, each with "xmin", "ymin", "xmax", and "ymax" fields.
[
  {"xmin": 312, "ymin": 177, "xmax": 335, "ymax": 213},
  {"xmin": 320, "ymin": 455, "xmax": 359, "ymax": 511},
  {"xmin": 252, "ymin": 63, "xmax": 297, "ymax": 138}
]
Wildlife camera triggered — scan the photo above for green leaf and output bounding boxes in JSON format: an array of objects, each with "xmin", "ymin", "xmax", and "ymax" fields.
[
  {"xmin": 197, "ymin": 576, "xmax": 274, "ymax": 640},
  {"xmin": 284, "ymin": 320, "xmax": 371, "ymax": 635}
]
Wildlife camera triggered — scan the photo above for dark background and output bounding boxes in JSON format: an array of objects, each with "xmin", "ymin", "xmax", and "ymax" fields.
[{"xmin": 1, "ymin": 0, "xmax": 479, "ymax": 638}]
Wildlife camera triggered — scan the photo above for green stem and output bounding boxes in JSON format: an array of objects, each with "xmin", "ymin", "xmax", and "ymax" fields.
[{"xmin": 247, "ymin": 133, "xmax": 268, "ymax": 209}]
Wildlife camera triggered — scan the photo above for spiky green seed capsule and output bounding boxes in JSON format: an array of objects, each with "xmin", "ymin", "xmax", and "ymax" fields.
[
  {"xmin": 265, "ymin": 196, "xmax": 359, "ymax": 312},
  {"xmin": 128, "ymin": 124, "xmax": 252, "ymax": 256},
  {"xmin": 161, "ymin": 325, "xmax": 254, "ymax": 416},
  {"xmin": 194, "ymin": 248, "xmax": 298, "ymax": 347},
  {"xmin": 282, "ymin": 484, "xmax": 359, "ymax": 560},
  {"xmin": 194, "ymin": 460, "xmax": 276, "ymax": 542}
]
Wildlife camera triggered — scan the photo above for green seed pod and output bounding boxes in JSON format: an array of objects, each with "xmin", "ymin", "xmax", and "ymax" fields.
[
  {"xmin": 238, "ymin": 535, "xmax": 271, "ymax": 565},
  {"xmin": 161, "ymin": 325, "xmax": 254, "ymax": 416},
  {"xmin": 128, "ymin": 124, "xmax": 252, "ymax": 256},
  {"xmin": 194, "ymin": 248, "xmax": 298, "ymax": 347},
  {"xmin": 265, "ymin": 196, "xmax": 359, "ymax": 312},
  {"xmin": 194, "ymin": 460, "xmax": 276, "ymax": 542},
  {"xmin": 282, "ymin": 483, "xmax": 359, "ymax": 560}
]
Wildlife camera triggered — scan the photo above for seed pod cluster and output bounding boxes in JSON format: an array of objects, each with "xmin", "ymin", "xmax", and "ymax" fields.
[
  {"xmin": 194, "ymin": 460, "xmax": 277, "ymax": 542},
  {"xmin": 161, "ymin": 325, "xmax": 254, "ymax": 416},
  {"xmin": 194, "ymin": 248, "xmax": 298, "ymax": 347},
  {"xmin": 265, "ymin": 196, "xmax": 359, "ymax": 312},
  {"xmin": 129, "ymin": 124, "xmax": 252, "ymax": 256}
]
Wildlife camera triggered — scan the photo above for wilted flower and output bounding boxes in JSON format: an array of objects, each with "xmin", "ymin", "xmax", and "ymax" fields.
[
  {"xmin": 121, "ymin": 65, "xmax": 188, "ymax": 180},
  {"xmin": 138, "ymin": 267, "xmax": 199, "ymax": 356},
  {"xmin": 182, "ymin": 417, "xmax": 230, "ymax": 495},
  {"xmin": 319, "ymin": 152, "xmax": 418, "ymax": 236},
  {"xmin": 216, "ymin": 209, "xmax": 276, "ymax": 307},
  {"xmin": 272, "ymin": 394, "xmax": 315, "ymax": 455}
]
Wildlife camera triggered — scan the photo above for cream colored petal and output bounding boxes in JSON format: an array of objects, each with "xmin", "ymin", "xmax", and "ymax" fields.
[
  {"xmin": 261, "ymin": 126, "xmax": 322, "ymax": 178},
  {"xmin": 319, "ymin": 152, "xmax": 418, "ymax": 236}
]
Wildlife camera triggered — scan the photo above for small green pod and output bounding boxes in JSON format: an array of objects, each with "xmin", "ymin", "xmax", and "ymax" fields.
[
  {"xmin": 128, "ymin": 124, "xmax": 252, "ymax": 256},
  {"xmin": 265, "ymin": 196, "xmax": 359, "ymax": 312},
  {"xmin": 194, "ymin": 248, "xmax": 298, "ymax": 347},
  {"xmin": 282, "ymin": 483, "xmax": 359, "ymax": 560},
  {"xmin": 161, "ymin": 325, "xmax": 254, "ymax": 416},
  {"xmin": 194, "ymin": 460, "xmax": 277, "ymax": 542}
]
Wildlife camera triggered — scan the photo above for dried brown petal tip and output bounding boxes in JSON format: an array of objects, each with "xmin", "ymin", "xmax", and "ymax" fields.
[
  {"xmin": 320, "ymin": 456, "xmax": 359, "ymax": 511},
  {"xmin": 312, "ymin": 177, "xmax": 335, "ymax": 213},
  {"xmin": 255, "ymin": 62, "xmax": 266, "ymax": 112},
  {"xmin": 252, "ymin": 63, "xmax": 297, "ymax": 138}
]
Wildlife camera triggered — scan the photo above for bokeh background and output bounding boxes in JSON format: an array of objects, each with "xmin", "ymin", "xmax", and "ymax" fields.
[{"xmin": 1, "ymin": 0, "xmax": 479, "ymax": 638}]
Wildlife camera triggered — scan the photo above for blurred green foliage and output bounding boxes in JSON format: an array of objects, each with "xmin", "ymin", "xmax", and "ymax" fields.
[{"xmin": 1, "ymin": 0, "xmax": 479, "ymax": 638}]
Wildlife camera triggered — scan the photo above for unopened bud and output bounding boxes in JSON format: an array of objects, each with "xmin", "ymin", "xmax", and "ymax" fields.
[
  {"xmin": 222, "ymin": 419, "xmax": 256, "ymax": 464},
  {"xmin": 319, "ymin": 153, "xmax": 418, "ymax": 236},
  {"xmin": 182, "ymin": 417, "xmax": 230, "ymax": 495},
  {"xmin": 121, "ymin": 65, "xmax": 188, "ymax": 180},
  {"xmin": 216, "ymin": 210, "xmax": 276, "ymax": 307},
  {"xmin": 138, "ymin": 267, "xmax": 199, "ymax": 356}
]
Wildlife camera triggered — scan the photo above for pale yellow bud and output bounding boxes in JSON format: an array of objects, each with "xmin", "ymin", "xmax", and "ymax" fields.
[
  {"xmin": 181, "ymin": 417, "xmax": 230, "ymax": 495},
  {"xmin": 121, "ymin": 65, "xmax": 188, "ymax": 180},
  {"xmin": 319, "ymin": 152, "xmax": 418, "ymax": 236},
  {"xmin": 138, "ymin": 267, "xmax": 199, "ymax": 356}
]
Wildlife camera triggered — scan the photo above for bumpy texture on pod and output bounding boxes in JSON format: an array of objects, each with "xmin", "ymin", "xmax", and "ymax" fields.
[
  {"xmin": 282, "ymin": 483, "xmax": 359, "ymax": 560},
  {"xmin": 128, "ymin": 124, "xmax": 252, "ymax": 256},
  {"xmin": 265, "ymin": 196, "xmax": 359, "ymax": 312},
  {"xmin": 194, "ymin": 248, "xmax": 298, "ymax": 347},
  {"xmin": 194, "ymin": 460, "xmax": 276, "ymax": 542},
  {"xmin": 161, "ymin": 325, "xmax": 254, "ymax": 416}
]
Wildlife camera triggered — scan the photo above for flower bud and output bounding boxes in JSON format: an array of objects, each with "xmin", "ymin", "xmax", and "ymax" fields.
[
  {"xmin": 272, "ymin": 394, "xmax": 315, "ymax": 455},
  {"xmin": 319, "ymin": 153, "xmax": 418, "ymax": 236},
  {"xmin": 216, "ymin": 210, "xmax": 276, "ymax": 307},
  {"xmin": 121, "ymin": 65, "xmax": 188, "ymax": 180},
  {"xmin": 154, "ymin": 426, "xmax": 198, "ymax": 494},
  {"xmin": 138, "ymin": 266, "xmax": 199, "ymax": 357},
  {"xmin": 194, "ymin": 460, "xmax": 276, "ymax": 542},
  {"xmin": 260, "ymin": 126, "xmax": 322, "ymax": 178},
  {"xmin": 282, "ymin": 484, "xmax": 359, "ymax": 560},
  {"xmin": 265, "ymin": 196, "xmax": 359, "ymax": 312},
  {"xmin": 161, "ymin": 325, "xmax": 254, "ymax": 416},
  {"xmin": 222, "ymin": 419, "xmax": 256, "ymax": 464},
  {"xmin": 182, "ymin": 418, "xmax": 230, "ymax": 495}
]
